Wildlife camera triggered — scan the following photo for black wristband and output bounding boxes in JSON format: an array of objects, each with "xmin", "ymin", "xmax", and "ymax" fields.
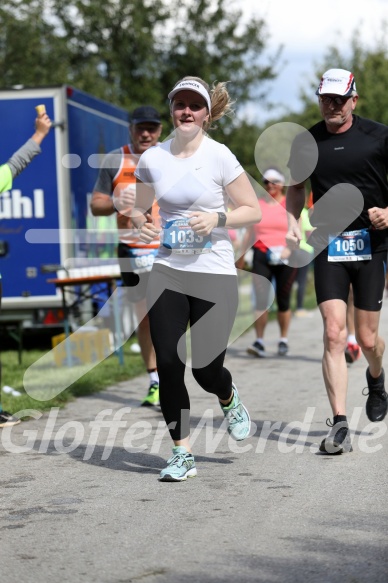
[{"xmin": 217, "ymin": 212, "xmax": 227, "ymax": 227}]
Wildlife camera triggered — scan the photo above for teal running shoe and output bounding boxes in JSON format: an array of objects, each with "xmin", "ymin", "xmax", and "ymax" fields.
[
  {"xmin": 141, "ymin": 382, "xmax": 160, "ymax": 407},
  {"xmin": 159, "ymin": 446, "xmax": 197, "ymax": 482},
  {"xmin": 220, "ymin": 383, "xmax": 251, "ymax": 441}
]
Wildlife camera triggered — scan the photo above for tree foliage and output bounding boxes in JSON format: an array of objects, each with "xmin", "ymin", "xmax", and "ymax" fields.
[
  {"xmin": 3, "ymin": 2, "xmax": 387, "ymax": 179},
  {"xmin": 157, "ymin": 0, "xmax": 279, "ymax": 112},
  {"xmin": 0, "ymin": 0, "xmax": 283, "ymax": 174},
  {"xmin": 0, "ymin": 0, "xmax": 69, "ymax": 86},
  {"xmin": 50, "ymin": 0, "xmax": 170, "ymax": 107},
  {"xmin": 0, "ymin": 0, "xmax": 278, "ymax": 120}
]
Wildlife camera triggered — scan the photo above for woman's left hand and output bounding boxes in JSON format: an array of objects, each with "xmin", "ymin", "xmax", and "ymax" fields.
[
  {"xmin": 281, "ymin": 247, "xmax": 292, "ymax": 260},
  {"xmin": 188, "ymin": 212, "xmax": 218, "ymax": 235}
]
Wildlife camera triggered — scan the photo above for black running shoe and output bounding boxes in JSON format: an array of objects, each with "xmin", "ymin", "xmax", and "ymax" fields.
[
  {"xmin": 319, "ymin": 419, "xmax": 353, "ymax": 454},
  {"xmin": 363, "ymin": 368, "xmax": 388, "ymax": 422},
  {"xmin": 247, "ymin": 340, "xmax": 266, "ymax": 358},
  {"xmin": 0, "ymin": 411, "xmax": 21, "ymax": 427},
  {"xmin": 278, "ymin": 341, "xmax": 289, "ymax": 356}
]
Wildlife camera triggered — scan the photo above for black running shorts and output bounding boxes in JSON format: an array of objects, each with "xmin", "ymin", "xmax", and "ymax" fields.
[
  {"xmin": 314, "ymin": 250, "xmax": 386, "ymax": 311},
  {"xmin": 117, "ymin": 243, "xmax": 152, "ymax": 303}
]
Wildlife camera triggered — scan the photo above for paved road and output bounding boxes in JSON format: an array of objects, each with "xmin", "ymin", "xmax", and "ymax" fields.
[{"xmin": 1, "ymin": 299, "xmax": 388, "ymax": 582}]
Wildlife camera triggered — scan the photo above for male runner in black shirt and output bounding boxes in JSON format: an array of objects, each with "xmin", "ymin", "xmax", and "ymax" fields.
[{"xmin": 286, "ymin": 68, "xmax": 388, "ymax": 454}]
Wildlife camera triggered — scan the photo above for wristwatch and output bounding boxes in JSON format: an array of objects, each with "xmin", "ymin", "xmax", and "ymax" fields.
[{"xmin": 217, "ymin": 212, "xmax": 227, "ymax": 227}]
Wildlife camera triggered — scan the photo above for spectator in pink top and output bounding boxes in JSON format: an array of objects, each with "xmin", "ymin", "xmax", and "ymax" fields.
[{"xmin": 237, "ymin": 168, "xmax": 297, "ymax": 357}]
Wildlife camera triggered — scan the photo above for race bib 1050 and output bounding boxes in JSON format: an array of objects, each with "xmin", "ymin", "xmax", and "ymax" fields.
[{"xmin": 328, "ymin": 229, "xmax": 372, "ymax": 262}]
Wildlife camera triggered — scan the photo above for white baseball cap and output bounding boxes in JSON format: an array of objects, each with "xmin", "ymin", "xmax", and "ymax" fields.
[
  {"xmin": 263, "ymin": 168, "xmax": 285, "ymax": 184},
  {"xmin": 168, "ymin": 80, "xmax": 211, "ymax": 111},
  {"xmin": 316, "ymin": 68, "xmax": 357, "ymax": 96}
]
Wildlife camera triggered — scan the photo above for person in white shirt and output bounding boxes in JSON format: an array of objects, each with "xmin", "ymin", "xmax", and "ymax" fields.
[{"xmin": 133, "ymin": 76, "xmax": 261, "ymax": 481}]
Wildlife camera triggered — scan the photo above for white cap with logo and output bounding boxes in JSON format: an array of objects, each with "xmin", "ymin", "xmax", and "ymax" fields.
[{"xmin": 316, "ymin": 68, "xmax": 357, "ymax": 96}]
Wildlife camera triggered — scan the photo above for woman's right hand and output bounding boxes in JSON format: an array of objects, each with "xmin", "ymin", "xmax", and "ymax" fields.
[{"xmin": 139, "ymin": 213, "xmax": 161, "ymax": 243}]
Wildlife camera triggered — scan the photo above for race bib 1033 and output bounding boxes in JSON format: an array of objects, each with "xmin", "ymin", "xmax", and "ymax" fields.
[{"xmin": 162, "ymin": 218, "xmax": 212, "ymax": 254}]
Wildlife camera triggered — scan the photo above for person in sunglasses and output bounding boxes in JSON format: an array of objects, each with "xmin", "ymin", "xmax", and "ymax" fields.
[
  {"xmin": 238, "ymin": 168, "xmax": 297, "ymax": 358},
  {"xmin": 91, "ymin": 106, "xmax": 163, "ymax": 407},
  {"xmin": 286, "ymin": 68, "xmax": 388, "ymax": 454}
]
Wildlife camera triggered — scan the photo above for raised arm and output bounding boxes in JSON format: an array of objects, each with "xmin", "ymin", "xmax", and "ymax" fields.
[{"xmin": 6, "ymin": 112, "xmax": 51, "ymax": 179}]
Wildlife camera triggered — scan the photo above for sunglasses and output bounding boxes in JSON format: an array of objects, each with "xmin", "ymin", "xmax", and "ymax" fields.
[
  {"xmin": 263, "ymin": 179, "xmax": 282, "ymax": 185},
  {"xmin": 133, "ymin": 123, "xmax": 161, "ymax": 132},
  {"xmin": 319, "ymin": 95, "xmax": 351, "ymax": 106}
]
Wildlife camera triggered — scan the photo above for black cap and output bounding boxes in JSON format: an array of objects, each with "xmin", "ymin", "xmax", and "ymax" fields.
[{"xmin": 130, "ymin": 106, "xmax": 161, "ymax": 125}]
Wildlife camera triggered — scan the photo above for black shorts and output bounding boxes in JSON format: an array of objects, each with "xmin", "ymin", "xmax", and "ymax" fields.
[
  {"xmin": 314, "ymin": 250, "xmax": 387, "ymax": 311},
  {"xmin": 252, "ymin": 248, "xmax": 297, "ymax": 312},
  {"xmin": 117, "ymin": 243, "xmax": 154, "ymax": 303}
]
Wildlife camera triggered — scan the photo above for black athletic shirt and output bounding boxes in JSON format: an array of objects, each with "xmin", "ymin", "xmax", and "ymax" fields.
[{"xmin": 288, "ymin": 115, "xmax": 388, "ymax": 252}]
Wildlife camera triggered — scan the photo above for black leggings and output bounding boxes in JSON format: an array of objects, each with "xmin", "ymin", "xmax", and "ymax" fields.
[{"xmin": 147, "ymin": 264, "xmax": 238, "ymax": 440}]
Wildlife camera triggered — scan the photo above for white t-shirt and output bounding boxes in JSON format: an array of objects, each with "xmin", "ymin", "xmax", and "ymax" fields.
[{"xmin": 135, "ymin": 135, "xmax": 243, "ymax": 274}]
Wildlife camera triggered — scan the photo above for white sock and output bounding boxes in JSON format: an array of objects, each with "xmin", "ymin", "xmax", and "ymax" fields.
[
  {"xmin": 149, "ymin": 371, "xmax": 159, "ymax": 385},
  {"xmin": 347, "ymin": 335, "xmax": 357, "ymax": 344}
]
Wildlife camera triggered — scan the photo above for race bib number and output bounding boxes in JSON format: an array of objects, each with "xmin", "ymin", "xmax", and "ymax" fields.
[
  {"xmin": 163, "ymin": 218, "xmax": 212, "ymax": 254},
  {"xmin": 328, "ymin": 229, "xmax": 372, "ymax": 262},
  {"xmin": 126, "ymin": 248, "xmax": 158, "ymax": 273}
]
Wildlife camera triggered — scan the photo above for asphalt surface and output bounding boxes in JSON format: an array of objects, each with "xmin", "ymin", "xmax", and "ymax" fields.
[{"xmin": 1, "ymin": 294, "xmax": 388, "ymax": 583}]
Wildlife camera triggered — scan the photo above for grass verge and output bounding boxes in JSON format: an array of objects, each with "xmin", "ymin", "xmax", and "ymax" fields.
[
  {"xmin": 1, "ymin": 339, "xmax": 145, "ymax": 415},
  {"xmin": 1, "ymin": 270, "xmax": 316, "ymax": 416}
]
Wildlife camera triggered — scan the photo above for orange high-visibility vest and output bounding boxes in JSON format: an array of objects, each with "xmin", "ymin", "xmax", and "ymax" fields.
[{"xmin": 113, "ymin": 144, "xmax": 160, "ymax": 248}]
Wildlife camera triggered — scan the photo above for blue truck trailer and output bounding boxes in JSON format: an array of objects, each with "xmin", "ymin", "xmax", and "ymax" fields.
[{"xmin": 0, "ymin": 85, "xmax": 129, "ymax": 328}]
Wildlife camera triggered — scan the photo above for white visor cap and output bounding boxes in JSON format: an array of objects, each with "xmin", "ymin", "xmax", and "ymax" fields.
[
  {"xmin": 263, "ymin": 169, "xmax": 285, "ymax": 184},
  {"xmin": 168, "ymin": 80, "xmax": 211, "ymax": 111}
]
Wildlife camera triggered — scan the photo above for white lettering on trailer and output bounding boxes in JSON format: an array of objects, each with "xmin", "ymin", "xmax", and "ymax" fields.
[
  {"xmin": 33, "ymin": 189, "xmax": 45, "ymax": 218},
  {"xmin": 0, "ymin": 189, "xmax": 45, "ymax": 219}
]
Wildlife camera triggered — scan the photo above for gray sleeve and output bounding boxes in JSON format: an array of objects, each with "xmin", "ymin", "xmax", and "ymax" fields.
[
  {"xmin": 93, "ymin": 151, "xmax": 121, "ymax": 195},
  {"xmin": 7, "ymin": 138, "xmax": 41, "ymax": 179}
]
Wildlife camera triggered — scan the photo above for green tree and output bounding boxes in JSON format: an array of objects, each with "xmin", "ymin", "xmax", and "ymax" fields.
[
  {"xmin": 50, "ymin": 0, "xmax": 170, "ymax": 108},
  {"xmin": 224, "ymin": 121, "xmax": 263, "ymax": 182},
  {"xmin": 0, "ymin": 0, "xmax": 279, "ymax": 117},
  {"xmin": 0, "ymin": 0, "xmax": 69, "ymax": 87},
  {"xmin": 159, "ymin": 0, "xmax": 279, "ymax": 112},
  {"xmin": 0, "ymin": 0, "xmax": 280, "ymax": 172}
]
